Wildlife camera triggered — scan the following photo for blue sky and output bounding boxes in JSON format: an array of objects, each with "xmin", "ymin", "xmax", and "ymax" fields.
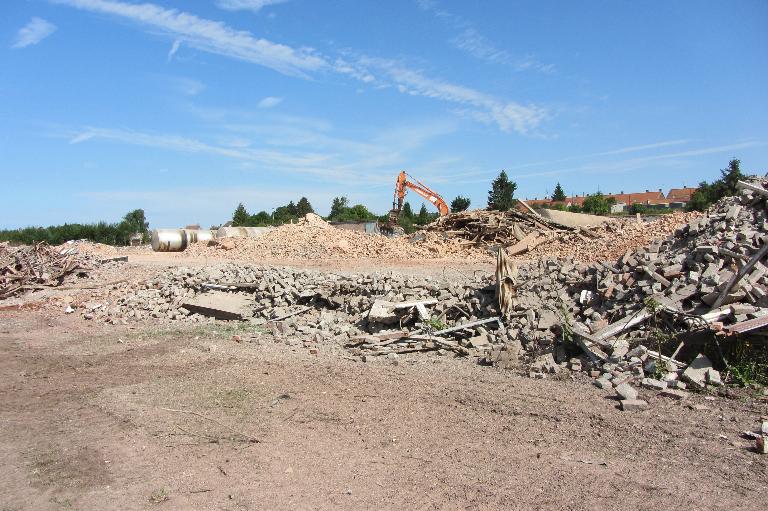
[{"xmin": 2, "ymin": 0, "xmax": 767, "ymax": 229}]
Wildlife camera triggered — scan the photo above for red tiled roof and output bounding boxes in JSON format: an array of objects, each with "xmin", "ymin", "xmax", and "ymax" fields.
[
  {"xmin": 607, "ymin": 191, "xmax": 665, "ymax": 204},
  {"xmin": 667, "ymin": 187, "xmax": 697, "ymax": 201}
]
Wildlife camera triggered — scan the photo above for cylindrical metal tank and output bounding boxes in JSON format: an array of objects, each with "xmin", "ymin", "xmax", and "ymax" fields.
[
  {"xmin": 151, "ymin": 229, "xmax": 187, "ymax": 252},
  {"xmin": 215, "ymin": 226, "xmax": 273, "ymax": 238},
  {"xmin": 151, "ymin": 229, "xmax": 217, "ymax": 251},
  {"xmin": 183, "ymin": 229, "xmax": 215, "ymax": 244}
]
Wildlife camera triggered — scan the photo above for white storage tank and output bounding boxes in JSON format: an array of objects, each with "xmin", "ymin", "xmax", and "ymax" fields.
[
  {"xmin": 151, "ymin": 229, "xmax": 216, "ymax": 251},
  {"xmin": 151, "ymin": 229, "xmax": 186, "ymax": 252}
]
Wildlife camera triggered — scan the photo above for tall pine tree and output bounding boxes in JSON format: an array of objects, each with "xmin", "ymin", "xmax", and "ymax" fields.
[
  {"xmin": 552, "ymin": 183, "xmax": 566, "ymax": 201},
  {"xmin": 296, "ymin": 197, "xmax": 314, "ymax": 216},
  {"xmin": 232, "ymin": 203, "xmax": 249, "ymax": 226},
  {"xmin": 487, "ymin": 170, "xmax": 518, "ymax": 211}
]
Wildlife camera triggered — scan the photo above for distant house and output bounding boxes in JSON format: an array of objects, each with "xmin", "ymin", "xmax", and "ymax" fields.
[
  {"xmin": 129, "ymin": 233, "xmax": 144, "ymax": 246},
  {"xmin": 524, "ymin": 186, "xmax": 698, "ymax": 213}
]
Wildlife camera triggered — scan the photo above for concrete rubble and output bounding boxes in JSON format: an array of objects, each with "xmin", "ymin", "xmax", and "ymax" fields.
[{"xmin": 4, "ymin": 178, "xmax": 768, "ymax": 417}]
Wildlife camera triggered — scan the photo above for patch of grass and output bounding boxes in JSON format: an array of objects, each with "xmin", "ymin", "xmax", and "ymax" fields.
[
  {"xmin": 149, "ymin": 488, "xmax": 169, "ymax": 504},
  {"xmin": 424, "ymin": 316, "xmax": 447, "ymax": 331},
  {"xmin": 729, "ymin": 362, "xmax": 768, "ymax": 387}
]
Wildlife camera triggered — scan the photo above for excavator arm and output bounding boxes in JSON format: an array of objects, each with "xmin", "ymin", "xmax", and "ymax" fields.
[{"xmin": 392, "ymin": 171, "xmax": 450, "ymax": 217}]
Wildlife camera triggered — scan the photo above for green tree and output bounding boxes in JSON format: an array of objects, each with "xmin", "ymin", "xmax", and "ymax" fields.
[
  {"xmin": 720, "ymin": 158, "xmax": 744, "ymax": 195},
  {"xmin": 450, "ymin": 195, "xmax": 471, "ymax": 213},
  {"xmin": 296, "ymin": 197, "xmax": 314, "ymax": 217},
  {"xmin": 286, "ymin": 201, "xmax": 298, "ymax": 217},
  {"xmin": 249, "ymin": 211, "xmax": 272, "ymax": 226},
  {"xmin": 487, "ymin": 170, "xmax": 518, "ymax": 211},
  {"xmin": 687, "ymin": 158, "xmax": 746, "ymax": 212},
  {"xmin": 401, "ymin": 201, "xmax": 414, "ymax": 219},
  {"xmin": 232, "ymin": 203, "xmax": 249, "ymax": 226},
  {"xmin": 329, "ymin": 196, "xmax": 349, "ymax": 220},
  {"xmin": 628, "ymin": 203, "xmax": 648, "ymax": 215},
  {"xmin": 552, "ymin": 183, "xmax": 566, "ymax": 202},
  {"xmin": 582, "ymin": 192, "xmax": 612, "ymax": 215},
  {"xmin": 121, "ymin": 209, "xmax": 149, "ymax": 234},
  {"xmin": 416, "ymin": 204, "xmax": 430, "ymax": 225}
]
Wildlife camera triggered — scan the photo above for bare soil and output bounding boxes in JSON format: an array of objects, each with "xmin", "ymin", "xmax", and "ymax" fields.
[{"xmin": 1, "ymin": 310, "xmax": 767, "ymax": 510}]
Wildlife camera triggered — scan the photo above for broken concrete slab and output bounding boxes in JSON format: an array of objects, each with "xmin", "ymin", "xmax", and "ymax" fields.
[
  {"xmin": 615, "ymin": 383, "xmax": 638, "ymax": 401},
  {"xmin": 681, "ymin": 353, "xmax": 714, "ymax": 390},
  {"xmin": 641, "ymin": 378, "xmax": 667, "ymax": 391},
  {"xmin": 182, "ymin": 291, "xmax": 252, "ymax": 320}
]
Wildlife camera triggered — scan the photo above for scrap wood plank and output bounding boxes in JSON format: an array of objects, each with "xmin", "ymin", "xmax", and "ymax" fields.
[
  {"xmin": 645, "ymin": 349, "xmax": 686, "ymax": 368},
  {"xmin": 518, "ymin": 200, "xmax": 543, "ymax": 219},
  {"xmin": 505, "ymin": 233, "xmax": 544, "ymax": 256},
  {"xmin": 570, "ymin": 324, "xmax": 609, "ymax": 363},
  {"xmin": 589, "ymin": 304, "xmax": 682, "ymax": 344},
  {"xmin": 347, "ymin": 330, "xmax": 409, "ymax": 347},
  {"xmin": 392, "ymin": 299, "xmax": 438, "ymax": 309},
  {"xmin": 430, "ymin": 316, "xmax": 502, "ymax": 336},
  {"xmin": 712, "ymin": 242, "xmax": 768, "ymax": 308},
  {"xmin": 268, "ymin": 306, "xmax": 311, "ymax": 322}
]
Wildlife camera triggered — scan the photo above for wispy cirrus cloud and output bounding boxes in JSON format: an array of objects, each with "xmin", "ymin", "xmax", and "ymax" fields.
[
  {"xmin": 215, "ymin": 0, "xmax": 289, "ymax": 13},
  {"xmin": 361, "ymin": 58, "xmax": 547, "ymax": 134},
  {"xmin": 167, "ymin": 39, "xmax": 181, "ymax": 60},
  {"xmin": 53, "ymin": 0, "xmax": 326, "ymax": 78},
  {"xmin": 257, "ymin": 96, "xmax": 283, "ymax": 108},
  {"xmin": 12, "ymin": 17, "xmax": 57, "ymax": 48},
  {"xmin": 64, "ymin": 114, "xmax": 459, "ymax": 185},
  {"xmin": 447, "ymin": 141, "xmax": 766, "ymax": 184},
  {"xmin": 417, "ymin": 0, "xmax": 554, "ymax": 73},
  {"xmin": 52, "ymin": 0, "xmax": 548, "ymax": 135},
  {"xmin": 67, "ymin": 126, "xmax": 333, "ymax": 172}
]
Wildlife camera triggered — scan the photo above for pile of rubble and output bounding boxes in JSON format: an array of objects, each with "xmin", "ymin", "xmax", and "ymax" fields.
[
  {"xmin": 491, "ymin": 178, "xmax": 768, "ymax": 410},
  {"xmin": 29, "ymin": 179, "xmax": 768, "ymax": 427},
  {"xmin": 524, "ymin": 211, "xmax": 698, "ymax": 262},
  {"xmin": 183, "ymin": 215, "xmax": 489, "ymax": 261},
  {"xmin": 421, "ymin": 207, "xmax": 563, "ymax": 248},
  {"xmin": 0, "ymin": 242, "xmax": 100, "ymax": 299},
  {"xmin": 423, "ymin": 207, "xmax": 698, "ymax": 262}
]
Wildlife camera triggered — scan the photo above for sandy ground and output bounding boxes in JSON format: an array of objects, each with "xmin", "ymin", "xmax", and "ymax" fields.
[{"xmin": 1, "ymin": 310, "xmax": 767, "ymax": 511}]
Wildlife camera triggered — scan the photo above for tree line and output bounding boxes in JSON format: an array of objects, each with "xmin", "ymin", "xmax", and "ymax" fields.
[
  {"xmin": 0, "ymin": 209, "xmax": 150, "ymax": 246},
  {"xmin": 2, "ymin": 159, "xmax": 749, "ymax": 246},
  {"xmin": 532, "ymin": 159, "xmax": 749, "ymax": 215}
]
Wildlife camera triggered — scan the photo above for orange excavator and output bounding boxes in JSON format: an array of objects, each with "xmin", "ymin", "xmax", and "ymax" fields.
[{"xmin": 384, "ymin": 171, "xmax": 449, "ymax": 234}]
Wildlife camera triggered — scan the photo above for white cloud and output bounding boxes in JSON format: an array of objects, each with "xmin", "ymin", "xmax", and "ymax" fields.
[
  {"xmin": 12, "ymin": 18, "xmax": 57, "ymax": 49},
  {"xmin": 216, "ymin": 0, "xmax": 288, "ymax": 13},
  {"xmin": 53, "ymin": 0, "xmax": 548, "ymax": 134},
  {"xmin": 257, "ymin": 96, "xmax": 283, "ymax": 108},
  {"xmin": 361, "ymin": 58, "xmax": 547, "ymax": 134},
  {"xmin": 418, "ymin": 1, "xmax": 555, "ymax": 73},
  {"xmin": 54, "ymin": 0, "xmax": 326, "ymax": 77},
  {"xmin": 167, "ymin": 38, "xmax": 181, "ymax": 60}
]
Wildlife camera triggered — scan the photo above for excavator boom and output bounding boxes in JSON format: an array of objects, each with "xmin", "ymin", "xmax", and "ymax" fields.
[{"xmin": 390, "ymin": 171, "xmax": 450, "ymax": 225}]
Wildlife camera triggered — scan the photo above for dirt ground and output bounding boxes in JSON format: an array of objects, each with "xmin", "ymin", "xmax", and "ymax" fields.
[{"xmin": 1, "ymin": 308, "xmax": 767, "ymax": 511}]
